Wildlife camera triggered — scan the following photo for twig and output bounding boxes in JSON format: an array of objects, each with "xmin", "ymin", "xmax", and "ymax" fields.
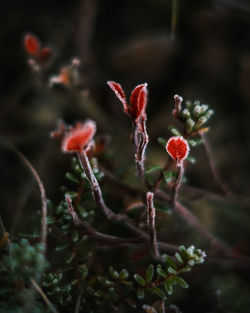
[
  {"xmin": 146, "ymin": 192, "xmax": 160, "ymax": 259},
  {"xmin": 0, "ymin": 140, "xmax": 47, "ymax": 253},
  {"xmin": 171, "ymin": 163, "xmax": 184, "ymax": 206},
  {"xmin": 135, "ymin": 117, "xmax": 149, "ymax": 184},
  {"xmin": 200, "ymin": 132, "xmax": 230, "ymax": 195},
  {"xmin": 31, "ymin": 278, "xmax": 58, "ymax": 313},
  {"xmin": 77, "ymin": 151, "xmax": 148, "ymax": 239}
]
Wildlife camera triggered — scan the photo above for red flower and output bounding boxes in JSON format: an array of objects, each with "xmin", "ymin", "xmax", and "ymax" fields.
[
  {"xmin": 107, "ymin": 81, "xmax": 148, "ymax": 123},
  {"xmin": 62, "ymin": 120, "xmax": 96, "ymax": 153},
  {"xmin": 166, "ymin": 136, "xmax": 189, "ymax": 164}
]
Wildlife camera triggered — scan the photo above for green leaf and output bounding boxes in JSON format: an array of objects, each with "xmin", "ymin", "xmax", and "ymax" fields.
[
  {"xmin": 146, "ymin": 165, "xmax": 161, "ymax": 174},
  {"xmin": 66, "ymin": 253, "xmax": 75, "ymax": 264},
  {"xmin": 55, "ymin": 242, "xmax": 70, "ymax": 252},
  {"xmin": 175, "ymin": 252, "xmax": 184, "ymax": 264},
  {"xmin": 66, "ymin": 191, "xmax": 78, "ymax": 199},
  {"xmin": 146, "ymin": 264, "xmax": 154, "ymax": 284},
  {"xmin": 168, "ymin": 267, "xmax": 177, "ymax": 275},
  {"xmin": 164, "ymin": 255, "xmax": 177, "ymax": 269},
  {"xmin": 156, "ymin": 265, "xmax": 167, "ymax": 278},
  {"xmin": 78, "ymin": 205, "xmax": 88, "ymax": 218},
  {"xmin": 109, "ymin": 266, "xmax": 119, "ymax": 279},
  {"xmin": 163, "ymin": 171, "xmax": 175, "ymax": 184},
  {"xmin": 134, "ymin": 274, "xmax": 145, "ymax": 286},
  {"xmin": 72, "ymin": 230, "xmax": 79, "ymax": 242},
  {"xmin": 186, "ymin": 155, "xmax": 196, "ymax": 164},
  {"xmin": 169, "ymin": 126, "xmax": 181, "ymax": 136},
  {"xmin": 172, "ymin": 276, "xmax": 189, "ymax": 288},
  {"xmin": 66, "ymin": 172, "xmax": 80, "ymax": 183},
  {"xmin": 137, "ymin": 288, "xmax": 145, "ymax": 299},
  {"xmin": 78, "ymin": 264, "xmax": 88, "ymax": 276},
  {"xmin": 157, "ymin": 137, "xmax": 167, "ymax": 148},
  {"xmin": 152, "ymin": 287, "xmax": 166, "ymax": 299},
  {"xmin": 164, "ymin": 281, "xmax": 173, "ymax": 295}
]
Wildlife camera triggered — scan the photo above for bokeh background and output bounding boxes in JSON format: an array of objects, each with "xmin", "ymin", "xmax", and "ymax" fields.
[{"xmin": 0, "ymin": 0, "xmax": 250, "ymax": 312}]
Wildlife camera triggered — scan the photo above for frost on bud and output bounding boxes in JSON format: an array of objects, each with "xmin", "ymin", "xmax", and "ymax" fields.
[
  {"xmin": 182, "ymin": 109, "xmax": 190, "ymax": 119},
  {"xmin": 62, "ymin": 120, "xmax": 96, "ymax": 153},
  {"xmin": 166, "ymin": 136, "xmax": 189, "ymax": 166},
  {"xmin": 24, "ymin": 34, "xmax": 41, "ymax": 56},
  {"xmin": 193, "ymin": 105, "xmax": 202, "ymax": 118}
]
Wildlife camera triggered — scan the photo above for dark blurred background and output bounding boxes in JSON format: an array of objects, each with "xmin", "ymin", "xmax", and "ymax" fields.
[{"xmin": 0, "ymin": 0, "xmax": 250, "ymax": 311}]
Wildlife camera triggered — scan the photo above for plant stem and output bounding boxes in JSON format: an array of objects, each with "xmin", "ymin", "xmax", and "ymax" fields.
[
  {"xmin": 77, "ymin": 151, "xmax": 148, "ymax": 239},
  {"xmin": 171, "ymin": 163, "xmax": 184, "ymax": 206},
  {"xmin": 31, "ymin": 278, "xmax": 58, "ymax": 313},
  {"xmin": 146, "ymin": 192, "xmax": 160, "ymax": 259}
]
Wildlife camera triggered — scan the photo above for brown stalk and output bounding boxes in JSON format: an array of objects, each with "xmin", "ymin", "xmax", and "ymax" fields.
[{"xmin": 146, "ymin": 192, "xmax": 160, "ymax": 259}]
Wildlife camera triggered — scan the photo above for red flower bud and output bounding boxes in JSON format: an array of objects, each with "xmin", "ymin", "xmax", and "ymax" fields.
[
  {"xmin": 24, "ymin": 34, "xmax": 41, "ymax": 56},
  {"xmin": 166, "ymin": 136, "xmax": 189, "ymax": 165},
  {"xmin": 62, "ymin": 120, "xmax": 96, "ymax": 153},
  {"xmin": 107, "ymin": 81, "xmax": 148, "ymax": 123}
]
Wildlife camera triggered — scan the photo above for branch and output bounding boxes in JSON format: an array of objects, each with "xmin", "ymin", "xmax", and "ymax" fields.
[
  {"xmin": 77, "ymin": 151, "xmax": 148, "ymax": 240},
  {"xmin": 134, "ymin": 117, "xmax": 149, "ymax": 184},
  {"xmin": 171, "ymin": 163, "xmax": 184, "ymax": 206},
  {"xmin": 146, "ymin": 192, "xmax": 160, "ymax": 259}
]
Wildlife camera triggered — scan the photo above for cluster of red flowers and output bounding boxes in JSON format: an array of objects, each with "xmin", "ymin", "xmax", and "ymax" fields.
[{"xmin": 24, "ymin": 33, "xmax": 52, "ymax": 65}]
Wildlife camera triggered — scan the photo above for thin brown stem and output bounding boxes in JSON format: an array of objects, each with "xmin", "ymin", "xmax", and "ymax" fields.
[
  {"xmin": 200, "ymin": 132, "xmax": 230, "ymax": 195},
  {"xmin": 77, "ymin": 151, "xmax": 148, "ymax": 239},
  {"xmin": 146, "ymin": 192, "xmax": 160, "ymax": 259},
  {"xmin": 135, "ymin": 118, "xmax": 149, "ymax": 184},
  {"xmin": 171, "ymin": 163, "xmax": 184, "ymax": 206},
  {"xmin": 30, "ymin": 278, "xmax": 58, "ymax": 313}
]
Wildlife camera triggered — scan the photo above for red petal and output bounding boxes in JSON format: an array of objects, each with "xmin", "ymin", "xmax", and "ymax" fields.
[
  {"xmin": 130, "ymin": 83, "xmax": 147, "ymax": 121},
  {"xmin": 62, "ymin": 120, "xmax": 96, "ymax": 153},
  {"xmin": 166, "ymin": 136, "xmax": 189, "ymax": 162},
  {"xmin": 107, "ymin": 81, "xmax": 128, "ymax": 114},
  {"xmin": 24, "ymin": 34, "xmax": 40, "ymax": 56}
]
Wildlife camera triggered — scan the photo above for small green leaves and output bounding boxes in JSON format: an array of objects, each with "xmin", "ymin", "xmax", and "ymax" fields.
[
  {"xmin": 164, "ymin": 281, "xmax": 173, "ymax": 295},
  {"xmin": 146, "ymin": 165, "xmax": 161, "ymax": 174},
  {"xmin": 146, "ymin": 264, "xmax": 154, "ymax": 284},
  {"xmin": 134, "ymin": 274, "xmax": 145, "ymax": 287},
  {"xmin": 163, "ymin": 170, "xmax": 176, "ymax": 184}
]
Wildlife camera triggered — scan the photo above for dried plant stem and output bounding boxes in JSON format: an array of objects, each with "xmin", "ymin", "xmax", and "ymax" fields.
[
  {"xmin": 77, "ymin": 151, "xmax": 148, "ymax": 239},
  {"xmin": 31, "ymin": 278, "xmax": 58, "ymax": 313},
  {"xmin": 200, "ymin": 132, "xmax": 229, "ymax": 195},
  {"xmin": 146, "ymin": 192, "xmax": 160, "ymax": 259},
  {"xmin": 134, "ymin": 118, "xmax": 149, "ymax": 184},
  {"xmin": 171, "ymin": 163, "xmax": 184, "ymax": 206}
]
